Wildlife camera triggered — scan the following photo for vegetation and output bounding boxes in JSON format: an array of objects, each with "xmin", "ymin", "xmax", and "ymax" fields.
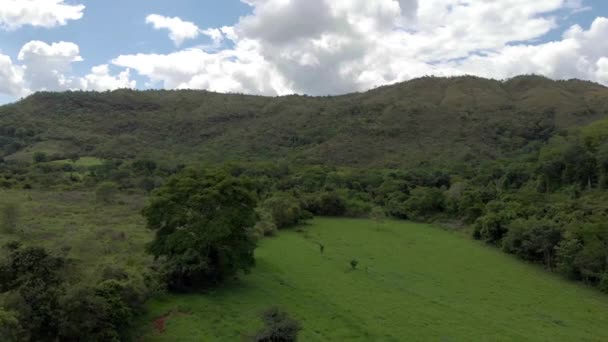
[
  {"xmin": 1, "ymin": 76, "xmax": 607, "ymax": 169},
  {"xmin": 2, "ymin": 76, "xmax": 608, "ymax": 339},
  {"xmin": 0, "ymin": 202, "xmax": 19, "ymax": 234},
  {"xmin": 142, "ymin": 168, "xmax": 258, "ymax": 292},
  {"xmin": 253, "ymin": 308, "xmax": 301, "ymax": 342},
  {"xmin": 139, "ymin": 219, "xmax": 608, "ymax": 341}
]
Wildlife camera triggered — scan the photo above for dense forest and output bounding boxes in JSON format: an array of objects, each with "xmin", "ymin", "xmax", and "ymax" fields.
[{"xmin": 2, "ymin": 75, "xmax": 608, "ymax": 340}]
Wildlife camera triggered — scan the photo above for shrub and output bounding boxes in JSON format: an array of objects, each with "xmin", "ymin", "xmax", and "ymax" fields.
[
  {"xmin": 33, "ymin": 152, "xmax": 47, "ymax": 163},
  {"xmin": 253, "ymin": 308, "xmax": 301, "ymax": 342},
  {"xmin": 502, "ymin": 218, "xmax": 562, "ymax": 268},
  {"xmin": 403, "ymin": 187, "xmax": 446, "ymax": 220},
  {"xmin": 254, "ymin": 208, "xmax": 278, "ymax": 238},
  {"xmin": 96, "ymin": 181, "xmax": 119, "ymax": 204},
  {"xmin": 263, "ymin": 193, "xmax": 304, "ymax": 229}
]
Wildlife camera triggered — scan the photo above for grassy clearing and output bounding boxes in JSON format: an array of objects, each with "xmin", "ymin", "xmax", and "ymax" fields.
[
  {"xmin": 49, "ymin": 156, "xmax": 105, "ymax": 168},
  {"xmin": 0, "ymin": 189, "xmax": 151, "ymax": 283},
  {"xmin": 141, "ymin": 218, "xmax": 608, "ymax": 341}
]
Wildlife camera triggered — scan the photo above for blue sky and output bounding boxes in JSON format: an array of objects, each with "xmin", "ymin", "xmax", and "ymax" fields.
[
  {"xmin": 0, "ymin": 0, "xmax": 250, "ymax": 90},
  {"xmin": 1, "ymin": 0, "xmax": 607, "ymax": 103}
]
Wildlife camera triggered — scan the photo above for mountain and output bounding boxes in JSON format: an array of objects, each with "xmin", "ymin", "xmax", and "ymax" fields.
[{"xmin": 1, "ymin": 75, "xmax": 608, "ymax": 168}]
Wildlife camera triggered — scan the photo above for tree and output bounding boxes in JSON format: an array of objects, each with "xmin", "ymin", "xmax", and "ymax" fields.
[
  {"xmin": 0, "ymin": 202, "xmax": 20, "ymax": 234},
  {"xmin": 263, "ymin": 192, "xmax": 303, "ymax": 229},
  {"xmin": 67, "ymin": 153, "xmax": 80, "ymax": 163},
  {"xmin": 254, "ymin": 207, "xmax": 278, "ymax": 238},
  {"xmin": 33, "ymin": 152, "xmax": 47, "ymax": 163},
  {"xmin": 502, "ymin": 218, "xmax": 562, "ymax": 269},
  {"xmin": 95, "ymin": 181, "xmax": 119, "ymax": 204},
  {"xmin": 132, "ymin": 159, "xmax": 157, "ymax": 176},
  {"xmin": 142, "ymin": 168, "xmax": 258, "ymax": 291},
  {"xmin": 58, "ymin": 280, "xmax": 144, "ymax": 341},
  {"xmin": 403, "ymin": 187, "xmax": 446, "ymax": 220},
  {"xmin": 0, "ymin": 244, "xmax": 67, "ymax": 341},
  {"xmin": 369, "ymin": 206, "xmax": 386, "ymax": 231}
]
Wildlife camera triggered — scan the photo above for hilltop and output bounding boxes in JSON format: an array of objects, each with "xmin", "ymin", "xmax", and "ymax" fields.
[{"xmin": 1, "ymin": 75, "xmax": 608, "ymax": 168}]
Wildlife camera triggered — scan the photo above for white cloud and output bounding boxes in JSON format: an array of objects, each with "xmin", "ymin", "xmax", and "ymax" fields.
[
  {"xmin": 0, "ymin": 0, "xmax": 84, "ymax": 30},
  {"xmin": 112, "ymin": 40, "xmax": 289, "ymax": 95},
  {"xmin": 2, "ymin": 0, "xmax": 608, "ymax": 101},
  {"xmin": 0, "ymin": 54, "xmax": 25, "ymax": 96},
  {"xmin": 0, "ymin": 41, "xmax": 134, "ymax": 99},
  {"xmin": 146, "ymin": 14, "xmax": 201, "ymax": 46},
  {"xmin": 18, "ymin": 40, "xmax": 83, "ymax": 91},
  {"xmin": 79, "ymin": 64, "xmax": 136, "ymax": 91},
  {"xmin": 114, "ymin": 0, "xmax": 608, "ymax": 96}
]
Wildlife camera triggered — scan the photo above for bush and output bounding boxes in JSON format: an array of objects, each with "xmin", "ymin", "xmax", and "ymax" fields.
[
  {"xmin": 403, "ymin": 187, "xmax": 445, "ymax": 220},
  {"xmin": 96, "ymin": 181, "xmax": 119, "ymax": 204},
  {"xmin": 263, "ymin": 193, "xmax": 304, "ymax": 229},
  {"xmin": 303, "ymin": 191, "xmax": 347, "ymax": 216},
  {"xmin": 253, "ymin": 308, "xmax": 301, "ymax": 342},
  {"xmin": 33, "ymin": 152, "xmax": 47, "ymax": 163},
  {"xmin": 254, "ymin": 207, "xmax": 278, "ymax": 238},
  {"xmin": 58, "ymin": 280, "xmax": 145, "ymax": 342},
  {"xmin": 502, "ymin": 218, "xmax": 562, "ymax": 268}
]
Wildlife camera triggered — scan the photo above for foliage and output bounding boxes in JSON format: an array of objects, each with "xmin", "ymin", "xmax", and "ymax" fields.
[
  {"xmin": 502, "ymin": 218, "xmax": 562, "ymax": 268},
  {"xmin": 253, "ymin": 308, "xmax": 301, "ymax": 342},
  {"xmin": 403, "ymin": 187, "xmax": 446, "ymax": 220},
  {"xmin": 96, "ymin": 181, "xmax": 119, "ymax": 204},
  {"xmin": 33, "ymin": 152, "xmax": 47, "ymax": 164},
  {"xmin": 0, "ymin": 244, "xmax": 67, "ymax": 341},
  {"xmin": 263, "ymin": 192, "xmax": 305, "ymax": 229},
  {"xmin": 142, "ymin": 168, "xmax": 258, "ymax": 291},
  {"xmin": 254, "ymin": 207, "xmax": 278, "ymax": 238}
]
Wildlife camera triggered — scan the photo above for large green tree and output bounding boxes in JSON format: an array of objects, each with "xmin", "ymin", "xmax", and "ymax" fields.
[{"xmin": 142, "ymin": 168, "xmax": 258, "ymax": 291}]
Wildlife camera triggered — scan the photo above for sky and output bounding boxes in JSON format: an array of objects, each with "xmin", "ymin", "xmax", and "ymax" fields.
[{"xmin": 0, "ymin": 0, "xmax": 607, "ymax": 104}]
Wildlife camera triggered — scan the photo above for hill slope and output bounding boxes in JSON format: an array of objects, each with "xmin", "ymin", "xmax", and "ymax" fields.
[
  {"xmin": 140, "ymin": 218, "xmax": 608, "ymax": 341},
  {"xmin": 1, "ymin": 75, "xmax": 608, "ymax": 167}
]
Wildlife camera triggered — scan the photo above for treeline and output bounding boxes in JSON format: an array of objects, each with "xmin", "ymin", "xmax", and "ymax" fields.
[{"xmin": 0, "ymin": 242, "xmax": 152, "ymax": 341}]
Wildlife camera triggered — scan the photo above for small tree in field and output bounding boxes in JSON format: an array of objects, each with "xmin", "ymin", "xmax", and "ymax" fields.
[
  {"xmin": 142, "ymin": 168, "xmax": 258, "ymax": 292},
  {"xmin": 370, "ymin": 206, "xmax": 386, "ymax": 231},
  {"xmin": 1, "ymin": 202, "xmax": 20, "ymax": 234},
  {"xmin": 95, "ymin": 182, "xmax": 119, "ymax": 204},
  {"xmin": 350, "ymin": 259, "xmax": 359, "ymax": 270}
]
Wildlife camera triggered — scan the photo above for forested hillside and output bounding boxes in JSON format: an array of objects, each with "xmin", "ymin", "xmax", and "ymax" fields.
[{"xmin": 1, "ymin": 75, "xmax": 608, "ymax": 168}]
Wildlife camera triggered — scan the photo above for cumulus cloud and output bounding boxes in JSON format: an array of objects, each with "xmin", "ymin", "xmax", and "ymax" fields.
[
  {"xmin": 0, "ymin": 0, "xmax": 84, "ymax": 30},
  {"xmin": 112, "ymin": 40, "xmax": 288, "ymax": 95},
  {"xmin": 0, "ymin": 54, "xmax": 25, "ymax": 96},
  {"xmin": 146, "ymin": 14, "xmax": 201, "ymax": 46},
  {"xmin": 112, "ymin": 0, "xmax": 608, "ymax": 96},
  {"xmin": 79, "ymin": 64, "xmax": 136, "ymax": 91},
  {"xmin": 0, "ymin": 41, "xmax": 134, "ymax": 98},
  {"xmin": 18, "ymin": 40, "xmax": 83, "ymax": 91}
]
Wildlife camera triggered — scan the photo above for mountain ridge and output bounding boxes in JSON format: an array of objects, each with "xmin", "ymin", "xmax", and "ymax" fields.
[{"xmin": 1, "ymin": 75, "xmax": 608, "ymax": 168}]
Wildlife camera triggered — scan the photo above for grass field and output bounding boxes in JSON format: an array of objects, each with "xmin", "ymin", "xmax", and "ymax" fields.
[
  {"xmin": 140, "ymin": 218, "xmax": 608, "ymax": 341},
  {"xmin": 0, "ymin": 189, "xmax": 151, "ymax": 283}
]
